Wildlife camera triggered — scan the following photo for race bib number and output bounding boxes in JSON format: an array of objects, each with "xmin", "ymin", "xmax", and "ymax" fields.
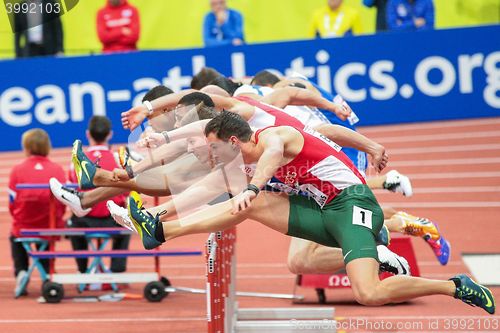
[{"xmin": 352, "ymin": 206, "xmax": 372, "ymax": 230}]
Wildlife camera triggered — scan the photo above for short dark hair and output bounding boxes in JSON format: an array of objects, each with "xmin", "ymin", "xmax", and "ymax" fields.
[
  {"xmin": 198, "ymin": 105, "xmax": 219, "ymax": 120},
  {"xmin": 191, "ymin": 67, "xmax": 221, "ymax": 90},
  {"xmin": 204, "ymin": 111, "xmax": 252, "ymax": 142},
  {"xmin": 142, "ymin": 85, "xmax": 174, "ymax": 102},
  {"xmin": 208, "ymin": 76, "xmax": 242, "ymax": 96},
  {"xmin": 178, "ymin": 92, "xmax": 215, "ymax": 107},
  {"xmin": 251, "ymin": 70, "xmax": 280, "ymax": 87},
  {"xmin": 88, "ymin": 115, "xmax": 112, "ymax": 143}
]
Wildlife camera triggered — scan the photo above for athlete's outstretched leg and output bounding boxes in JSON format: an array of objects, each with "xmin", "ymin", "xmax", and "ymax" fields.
[
  {"xmin": 347, "ymin": 258, "xmax": 455, "ymax": 306},
  {"xmin": 127, "ymin": 191, "xmax": 291, "ymax": 249},
  {"xmin": 287, "ymin": 239, "xmax": 345, "ymax": 274}
]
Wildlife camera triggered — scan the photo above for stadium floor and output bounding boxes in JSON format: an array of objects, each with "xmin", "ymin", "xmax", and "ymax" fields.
[{"xmin": 0, "ymin": 117, "xmax": 499, "ymax": 332}]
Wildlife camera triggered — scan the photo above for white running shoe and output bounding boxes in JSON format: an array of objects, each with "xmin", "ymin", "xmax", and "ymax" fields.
[
  {"xmin": 384, "ymin": 170, "xmax": 413, "ymax": 197},
  {"xmin": 377, "ymin": 245, "xmax": 411, "ymax": 276},
  {"xmin": 107, "ymin": 200, "xmax": 136, "ymax": 232},
  {"xmin": 49, "ymin": 178, "xmax": 90, "ymax": 217}
]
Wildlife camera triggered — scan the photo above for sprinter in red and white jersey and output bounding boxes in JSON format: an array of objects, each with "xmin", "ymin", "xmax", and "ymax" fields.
[{"xmin": 126, "ymin": 111, "xmax": 495, "ymax": 315}]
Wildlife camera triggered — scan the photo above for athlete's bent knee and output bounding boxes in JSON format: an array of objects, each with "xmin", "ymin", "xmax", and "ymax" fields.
[
  {"xmin": 287, "ymin": 254, "xmax": 306, "ymax": 274},
  {"xmin": 352, "ymin": 285, "xmax": 386, "ymax": 306}
]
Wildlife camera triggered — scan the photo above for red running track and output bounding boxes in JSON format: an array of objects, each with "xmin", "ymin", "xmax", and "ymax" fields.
[{"xmin": 0, "ymin": 117, "xmax": 499, "ymax": 332}]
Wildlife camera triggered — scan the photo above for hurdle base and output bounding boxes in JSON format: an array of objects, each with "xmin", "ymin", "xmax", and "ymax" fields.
[
  {"xmin": 237, "ymin": 307, "xmax": 334, "ymax": 320},
  {"xmin": 165, "ymin": 286, "xmax": 304, "ymax": 300},
  {"xmin": 234, "ymin": 306, "xmax": 335, "ymax": 333},
  {"xmin": 235, "ymin": 320, "xmax": 336, "ymax": 333}
]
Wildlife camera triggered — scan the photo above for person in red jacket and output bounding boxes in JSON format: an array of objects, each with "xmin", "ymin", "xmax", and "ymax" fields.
[
  {"xmin": 96, "ymin": 0, "xmax": 140, "ymax": 53},
  {"xmin": 9, "ymin": 129, "xmax": 66, "ymax": 295},
  {"xmin": 66, "ymin": 116, "xmax": 130, "ymax": 274}
]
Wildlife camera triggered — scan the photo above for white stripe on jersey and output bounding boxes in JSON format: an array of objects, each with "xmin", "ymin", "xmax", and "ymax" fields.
[
  {"xmin": 308, "ymin": 155, "xmax": 363, "ymax": 191},
  {"xmin": 247, "ymin": 107, "xmax": 276, "ymax": 129}
]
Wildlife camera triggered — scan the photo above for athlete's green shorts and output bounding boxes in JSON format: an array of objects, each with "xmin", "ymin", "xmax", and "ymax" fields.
[{"xmin": 287, "ymin": 184, "xmax": 384, "ymax": 264}]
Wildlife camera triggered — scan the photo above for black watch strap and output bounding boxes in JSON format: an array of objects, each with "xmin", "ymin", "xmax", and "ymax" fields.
[{"xmin": 245, "ymin": 184, "xmax": 260, "ymax": 196}]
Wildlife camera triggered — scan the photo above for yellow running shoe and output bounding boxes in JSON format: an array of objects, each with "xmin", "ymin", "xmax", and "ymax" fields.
[
  {"xmin": 395, "ymin": 211, "xmax": 440, "ymax": 240},
  {"xmin": 395, "ymin": 211, "xmax": 451, "ymax": 265},
  {"xmin": 118, "ymin": 146, "xmax": 135, "ymax": 179}
]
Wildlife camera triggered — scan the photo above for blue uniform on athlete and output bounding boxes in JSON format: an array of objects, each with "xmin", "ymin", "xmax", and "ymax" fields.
[{"xmin": 288, "ymin": 80, "xmax": 368, "ymax": 174}]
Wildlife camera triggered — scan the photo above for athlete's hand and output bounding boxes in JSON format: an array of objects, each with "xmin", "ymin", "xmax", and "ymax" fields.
[
  {"xmin": 111, "ymin": 168, "xmax": 130, "ymax": 181},
  {"xmin": 121, "ymin": 105, "xmax": 148, "ymax": 131},
  {"xmin": 329, "ymin": 102, "xmax": 351, "ymax": 121},
  {"xmin": 232, "ymin": 190, "xmax": 257, "ymax": 214},
  {"xmin": 371, "ymin": 144, "xmax": 389, "ymax": 173},
  {"xmin": 136, "ymin": 133, "xmax": 166, "ymax": 149}
]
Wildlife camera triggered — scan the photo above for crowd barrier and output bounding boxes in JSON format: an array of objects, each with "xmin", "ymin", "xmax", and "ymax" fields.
[{"xmin": 0, "ymin": 25, "xmax": 498, "ymax": 151}]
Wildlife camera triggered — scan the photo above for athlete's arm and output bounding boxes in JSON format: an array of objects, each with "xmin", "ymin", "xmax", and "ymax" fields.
[
  {"xmin": 132, "ymin": 139, "xmax": 188, "ymax": 175},
  {"xmin": 263, "ymin": 86, "xmax": 350, "ymax": 121},
  {"xmin": 273, "ymin": 79, "xmax": 321, "ymax": 96},
  {"xmin": 159, "ymin": 167, "xmax": 230, "ymax": 219},
  {"xmin": 208, "ymin": 94, "xmax": 256, "ymax": 121},
  {"xmin": 314, "ymin": 124, "xmax": 388, "ymax": 172},
  {"xmin": 249, "ymin": 131, "xmax": 285, "ymax": 189},
  {"xmin": 232, "ymin": 129, "xmax": 286, "ymax": 214},
  {"xmin": 121, "ymin": 90, "xmax": 195, "ymax": 130},
  {"xmin": 138, "ymin": 120, "xmax": 211, "ymax": 149}
]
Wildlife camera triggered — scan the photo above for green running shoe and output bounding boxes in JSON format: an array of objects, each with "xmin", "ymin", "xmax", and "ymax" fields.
[
  {"xmin": 127, "ymin": 191, "xmax": 163, "ymax": 250},
  {"xmin": 72, "ymin": 140, "xmax": 97, "ymax": 190},
  {"xmin": 451, "ymin": 274, "xmax": 495, "ymax": 314}
]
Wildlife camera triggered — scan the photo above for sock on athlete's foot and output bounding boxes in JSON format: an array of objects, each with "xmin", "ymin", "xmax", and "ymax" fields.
[{"xmin": 155, "ymin": 221, "xmax": 166, "ymax": 243}]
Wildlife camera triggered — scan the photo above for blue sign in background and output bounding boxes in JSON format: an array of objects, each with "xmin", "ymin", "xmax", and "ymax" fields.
[{"xmin": 0, "ymin": 25, "xmax": 498, "ymax": 151}]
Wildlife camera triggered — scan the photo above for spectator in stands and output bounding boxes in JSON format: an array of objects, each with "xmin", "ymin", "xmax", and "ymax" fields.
[
  {"xmin": 68, "ymin": 116, "xmax": 130, "ymax": 275},
  {"xmin": 387, "ymin": 0, "xmax": 434, "ymax": 31},
  {"xmin": 9, "ymin": 129, "xmax": 66, "ymax": 295},
  {"xmin": 309, "ymin": 0, "xmax": 362, "ymax": 38},
  {"xmin": 203, "ymin": 0, "xmax": 244, "ymax": 47},
  {"xmin": 97, "ymin": 0, "xmax": 140, "ymax": 53},
  {"xmin": 363, "ymin": 0, "xmax": 389, "ymax": 31},
  {"xmin": 14, "ymin": 0, "xmax": 64, "ymax": 57}
]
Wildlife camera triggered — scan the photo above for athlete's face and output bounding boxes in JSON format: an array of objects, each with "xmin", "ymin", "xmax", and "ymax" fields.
[
  {"xmin": 206, "ymin": 133, "xmax": 240, "ymax": 165},
  {"xmin": 186, "ymin": 136, "xmax": 211, "ymax": 165},
  {"xmin": 328, "ymin": 0, "xmax": 342, "ymax": 10},
  {"xmin": 149, "ymin": 109, "xmax": 175, "ymax": 132},
  {"xmin": 173, "ymin": 104, "xmax": 196, "ymax": 129}
]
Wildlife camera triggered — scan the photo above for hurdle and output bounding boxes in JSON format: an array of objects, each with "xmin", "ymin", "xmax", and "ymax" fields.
[{"xmin": 206, "ymin": 229, "xmax": 336, "ymax": 333}]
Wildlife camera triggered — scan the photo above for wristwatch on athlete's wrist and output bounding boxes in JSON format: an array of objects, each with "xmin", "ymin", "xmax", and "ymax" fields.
[
  {"xmin": 143, "ymin": 100, "xmax": 154, "ymax": 117},
  {"xmin": 245, "ymin": 184, "xmax": 260, "ymax": 196},
  {"xmin": 161, "ymin": 131, "xmax": 171, "ymax": 144}
]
